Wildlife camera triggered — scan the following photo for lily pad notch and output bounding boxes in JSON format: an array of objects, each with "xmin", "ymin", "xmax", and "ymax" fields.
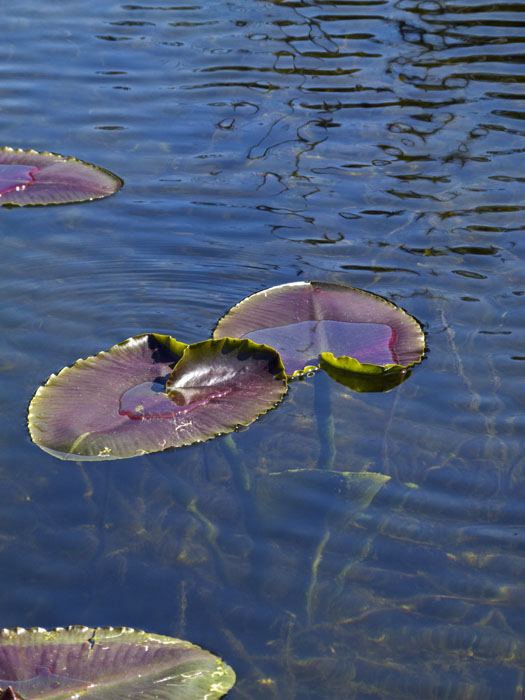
[
  {"xmin": 0, "ymin": 626, "xmax": 235, "ymax": 699},
  {"xmin": 0, "ymin": 147, "xmax": 122, "ymax": 206}
]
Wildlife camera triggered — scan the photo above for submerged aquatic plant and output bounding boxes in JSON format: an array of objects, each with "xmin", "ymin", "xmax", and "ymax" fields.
[
  {"xmin": 214, "ymin": 281, "xmax": 425, "ymax": 391},
  {"xmin": 0, "ymin": 147, "xmax": 122, "ymax": 206},
  {"xmin": 28, "ymin": 334, "xmax": 287, "ymax": 461},
  {"xmin": 0, "ymin": 626, "xmax": 235, "ymax": 699}
]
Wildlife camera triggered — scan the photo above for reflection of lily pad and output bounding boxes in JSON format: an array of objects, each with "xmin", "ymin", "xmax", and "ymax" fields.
[
  {"xmin": 0, "ymin": 626, "xmax": 235, "ymax": 699},
  {"xmin": 28, "ymin": 335, "xmax": 287, "ymax": 461},
  {"xmin": 0, "ymin": 147, "xmax": 122, "ymax": 206},
  {"xmin": 213, "ymin": 282, "xmax": 425, "ymax": 380}
]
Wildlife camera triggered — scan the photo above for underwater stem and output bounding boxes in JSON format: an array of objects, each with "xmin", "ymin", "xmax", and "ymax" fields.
[{"xmin": 314, "ymin": 370, "xmax": 336, "ymax": 469}]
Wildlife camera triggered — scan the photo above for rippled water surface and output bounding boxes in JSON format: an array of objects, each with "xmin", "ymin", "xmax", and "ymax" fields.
[{"xmin": 1, "ymin": 0, "xmax": 524, "ymax": 698}]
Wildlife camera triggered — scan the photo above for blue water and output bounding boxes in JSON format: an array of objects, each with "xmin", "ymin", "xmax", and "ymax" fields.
[{"xmin": 1, "ymin": 0, "xmax": 524, "ymax": 698}]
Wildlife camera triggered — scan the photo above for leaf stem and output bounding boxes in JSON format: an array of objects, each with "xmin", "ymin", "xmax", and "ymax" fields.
[{"xmin": 314, "ymin": 370, "xmax": 336, "ymax": 469}]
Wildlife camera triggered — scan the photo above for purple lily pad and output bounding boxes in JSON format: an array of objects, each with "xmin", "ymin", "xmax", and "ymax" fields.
[
  {"xmin": 0, "ymin": 626, "xmax": 235, "ymax": 699},
  {"xmin": 0, "ymin": 165, "xmax": 38, "ymax": 196},
  {"xmin": 28, "ymin": 334, "xmax": 287, "ymax": 461},
  {"xmin": 213, "ymin": 281, "xmax": 425, "ymax": 377},
  {"xmin": 0, "ymin": 147, "xmax": 122, "ymax": 206}
]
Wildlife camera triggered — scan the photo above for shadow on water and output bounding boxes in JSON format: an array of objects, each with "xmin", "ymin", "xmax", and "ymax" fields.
[{"xmin": 1, "ymin": 0, "xmax": 525, "ymax": 697}]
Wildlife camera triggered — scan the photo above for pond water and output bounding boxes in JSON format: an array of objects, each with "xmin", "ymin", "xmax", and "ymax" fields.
[{"xmin": 1, "ymin": 0, "xmax": 524, "ymax": 698}]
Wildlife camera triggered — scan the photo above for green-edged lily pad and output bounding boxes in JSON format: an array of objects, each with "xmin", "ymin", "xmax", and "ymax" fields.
[
  {"xmin": 0, "ymin": 626, "xmax": 235, "ymax": 699},
  {"xmin": 213, "ymin": 281, "xmax": 425, "ymax": 387},
  {"xmin": 28, "ymin": 334, "xmax": 287, "ymax": 461},
  {"xmin": 0, "ymin": 147, "xmax": 122, "ymax": 206}
]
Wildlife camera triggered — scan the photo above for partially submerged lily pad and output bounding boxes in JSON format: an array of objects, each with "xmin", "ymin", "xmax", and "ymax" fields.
[
  {"xmin": 0, "ymin": 147, "xmax": 122, "ymax": 206},
  {"xmin": 0, "ymin": 626, "xmax": 235, "ymax": 699},
  {"xmin": 28, "ymin": 334, "xmax": 287, "ymax": 461},
  {"xmin": 256, "ymin": 469, "xmax": 391, "ymax": 537},
  {"xmin": 213, "ymin": 281, "xmax": 425, "ymax": 387}
]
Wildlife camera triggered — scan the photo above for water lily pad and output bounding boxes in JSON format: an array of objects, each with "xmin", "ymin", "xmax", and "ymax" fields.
[
  {"xmin": 0, "ymin": 626, "xmax": 235, "ymax": 699},
  {"xmin": 213, "ymin": 281, "xmax": 425, "ymax": 381},
  {"xmin": 28, "ymin": 335, "xmax": 287, "ymax": 461},
  {"xmin": 0, "ymin": 147, "xmax": 122, "ymax": 206}
]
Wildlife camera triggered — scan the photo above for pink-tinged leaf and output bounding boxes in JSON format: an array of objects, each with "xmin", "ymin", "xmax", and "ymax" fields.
[
  {"xmin": 214, "ymin": 281, "xmax": 425, "ymax": 377},
  {"xmin": 163, "ymin": 337, "xmax": 287, "ymax": 436},
  {"xmin": 28, "ymin": 334, "xmax": 188, "ymax": 461},
  {"xmin": 0, "ymin": 165, "xmax": 38, "ymax": 196},
  {"xmin": 28, "ymin": 335, "xmax": 287, "ymax": 461},
  {"xmin": 0, "ymin": 626, "xmax": 235, "ymax": 699},
  {"xmin": 244, "ymin": 321, "xmax": 396, "ymax": 369},
  {"xmin": 0, "ymin": 147, "xmax": 122, "ymax": 206}
]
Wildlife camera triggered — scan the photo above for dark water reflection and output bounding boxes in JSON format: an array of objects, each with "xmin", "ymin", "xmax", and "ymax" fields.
[{"xmin": 0, "ymin": 0, "xmax": 524, "ymax": 698}]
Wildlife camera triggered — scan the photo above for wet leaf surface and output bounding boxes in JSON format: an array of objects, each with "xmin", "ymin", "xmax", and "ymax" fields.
[
  {"xmin": 214, "ymin": 282, "xmax": 425, "ymax": 380},
  {"xmin": 0, "ymin": 626, "xmax": 235, "ymax": 699},
  {"xmin": 0, "ymin": 148, "xmax": 122, "ymax": 206},
  {"xmin": 28, "ymin": 335, "xmax": 287, "ymax": 461}
]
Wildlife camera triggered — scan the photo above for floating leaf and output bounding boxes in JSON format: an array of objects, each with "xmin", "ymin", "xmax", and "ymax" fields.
[
  {"xmin": 213, "ymin": 281, "xmax": 425, "ymax": 382},
  {"xmin": 28, "ymin": 334, "xmax": 186, "ymax": 460},
  {"xmin": 0, "ymin": 147, "xmax": 122, "ymax": 206},
  {"xmin": 0, "ymin": 626, "xmax": 235, "ymax": 699},
  {"xmin": 28, "ymin": 335, "xmax": 287, "ymax": 461}
]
